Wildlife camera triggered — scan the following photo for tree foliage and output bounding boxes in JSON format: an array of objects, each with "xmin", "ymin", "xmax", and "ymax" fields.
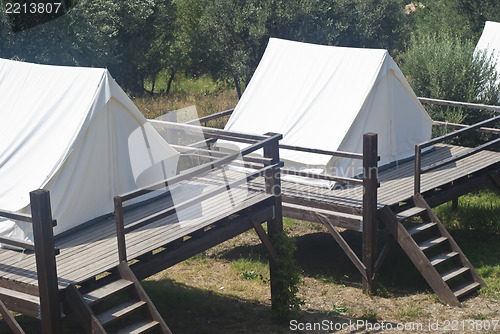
[
  {"xmin": 2, "ymin": 0, "xmax": 500, "ymax": 103},
  {"xmin": 401, "ymin": 32, "xmax": 499, "ymax": 122},
  {"xmin": 193, "ymin": 0, "xmax": 405, "ymax": 98},
  {"xmin": 69, "ymin": 0, "xmax": 175, "ymax": 94}
]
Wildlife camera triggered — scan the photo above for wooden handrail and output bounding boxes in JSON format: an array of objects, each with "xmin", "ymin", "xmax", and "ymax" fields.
[
  {"xmin": 123, "ymin": 162, "xmax": 282, "ymax": 235},
  {"xmin": 118, "ymin": 133, "xmax": 282, "ymax": 203},
  {"xmin": 184, "ymin": 108, "xmax": 234, "ymax": 125},
  {"xmin": 114, "ymin": 132, "xmax": 283, "ymax": 262},
  {"xmin": 419, "ymin": 97, "xmax": 500, "ymax": 113},
  {"xmin": 150, "ymin": 119, "xmax": 268, "ymax": 144},
  {"xmin": 414, "ymin": 114, "xmax": 500, "ymax": 194},
  {"xmin": 0, "ymin": 210, "xmax": 33, "ymax": 223},
  {"xmin": 281, "ymin": 168, "xmax": 363, "ymax": 185},
  {"xmin": 114, "ymin": 160, "xmax": 282, "ymax": 262},
  {"xmin": 0, "ymin": 200, "xmax": 57, "ymax": 251},
  {"xmin": 0, "ymin": 236, "xmax": 35, "ymax": 251},
  {"xmin": 165, "ymin": 112, "xmax": 372, "ymax": 161},
  {"xmin": 433, "ymin": 121, "xmax": 500, "ymax": 135},
  {"xmin": 279, "ymin": 144, "xmax": 365, "ymax": 160},
  {"xmin": 421, "ymin": 138, "xmax": 500, "ymax": 174}
]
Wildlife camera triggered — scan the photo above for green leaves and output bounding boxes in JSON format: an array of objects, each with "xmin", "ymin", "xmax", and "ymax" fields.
[{"xmin": 401, "ymin": 32, "xmax": 500, "ymax": 125}]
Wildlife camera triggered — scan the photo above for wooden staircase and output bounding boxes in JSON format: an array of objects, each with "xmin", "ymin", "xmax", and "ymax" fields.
[
  {"xmin": 65, "ymin": 261, "xmax": 171, "ymax": 334},
  {"xmin": 379, "ymin": 193, "xmax": 486, "ymax": 306}
]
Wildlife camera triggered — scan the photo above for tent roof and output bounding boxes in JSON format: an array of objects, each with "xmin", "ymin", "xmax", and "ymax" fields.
[
  {"xmin": 224, "ymin": 38, "xmax": 432, "ymax": 170},
  {"xmin": 475, "ymin": 21, "xmax": 500, "ymax": 83},
  {"xmin": 0, "ymin": 59, "xmax": 110, "ymax": 210},
  {"xmin": 0, "ymin": 58, "xmax": 179, "ymax": 239}
]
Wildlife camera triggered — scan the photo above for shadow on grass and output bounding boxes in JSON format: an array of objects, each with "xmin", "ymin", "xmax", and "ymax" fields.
[
  {"xmin": 214, "ymin": 228, "xmax": 428, "ymax": 294},
  {"xmin": 1, "ymin": 277, "xmax": 353, "ymax": 334},
  {"xmin": 141, "ymin": 278, "xmax": 356, "ymax": 334}
]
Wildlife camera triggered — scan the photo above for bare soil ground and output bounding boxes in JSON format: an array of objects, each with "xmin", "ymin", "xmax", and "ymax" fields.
[
  {"xmin": 144, "ymin": 221, "xmax": 499, "ymax": 334},
  {"xmin": 3, "ymin": 221, "xmax": 497, "ymax": 333}
]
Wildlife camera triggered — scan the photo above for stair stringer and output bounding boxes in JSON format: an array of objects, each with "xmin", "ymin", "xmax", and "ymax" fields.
[
  {"xmin": 116, "ymin": 261, "xmax": 172, "ymax": 334},
  {"xmin": 379, "ymin": 205, "xmax": 460, "ymax": 306},
  {"xmin": 64, "ymin": 261, "xmax": 171, "ymax": 334},
  {"xmin": 64, "ymin": 284, "xmax": 107, "ymax": 334},
  {"xmin": 0, "ymin": 298, "xmax": 27, "ymax": 334},
  {"xmin": 413, "ymin": 193, "xmax": 486, "ymax": 288}
]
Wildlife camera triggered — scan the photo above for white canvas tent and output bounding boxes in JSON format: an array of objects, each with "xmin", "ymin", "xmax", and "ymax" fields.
[
  {"xmin": 0, "ymin": 58, "xmax": 180, "ymax": 242},
  {"xmin": 223, "ymin": 38, "xmax": 432, "ymax": 186},
  {"xmin": 475, "ymin": 21, "xmax": 500, "ymax": 87}
]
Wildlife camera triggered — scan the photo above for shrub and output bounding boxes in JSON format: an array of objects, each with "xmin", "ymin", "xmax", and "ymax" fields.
[
  {"xmin": 400, "ymin": 32, "xmax": 500, "ymax": 144},
  {"xmin": 271, "ymin": 231, "xmax": 304, "ymax": 321}
]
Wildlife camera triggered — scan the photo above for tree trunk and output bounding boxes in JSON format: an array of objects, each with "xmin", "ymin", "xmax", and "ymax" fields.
[
  {"xmin": 233, "ymin": 76, "xmax": 242, "ymax": 99},
  {"xmin": 166, "ymin": 69, "xmax": 177, "ymax": 95},
  {"xmin": 151, "ymin": 74, "xmax": 156, "ymax": 94}
]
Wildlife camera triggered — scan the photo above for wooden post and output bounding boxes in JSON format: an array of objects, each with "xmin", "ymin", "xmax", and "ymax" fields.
[
  {"xmin": 263, "ymin": 133, "xmax": 284, "ymax": 315},
  {"xmin": 30, "ymin": 190, "xmax": 61, "ymax": 334},
  {"xmin": 114, "ymin": 196, "xmax": 127, "ymax": 263},
  {"xmin": 362, "ymin": 133, "xmax": 378, "ymax": 294},
  {"xmin": 414, "ymin": 144, "xmax": 422, "ymax": 195}
]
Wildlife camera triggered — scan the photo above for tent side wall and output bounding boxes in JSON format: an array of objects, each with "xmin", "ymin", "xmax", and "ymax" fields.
[
  {"xmin": 0, "ymin": 62, "xmax": 180, "ymax": 241},
  {"xmin": 329, "ymin": 55, "xmax": 432, "ymax": 177}
]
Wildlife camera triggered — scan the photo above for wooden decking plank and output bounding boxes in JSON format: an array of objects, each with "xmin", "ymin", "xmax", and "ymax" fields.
[
  {"xmin": 83, "ymin": 279, "xmax": 133, "ymax": 306},
  {"xmin": 453, "ymin": 282, "xmax": 481, "ymax": 299},
  {"xmin": 0, "ymin": 144, "xmax": 497, "ymax": 292},
  {"xmin": 55, "ymin": 178, "xmax": 257, "ymax": 271},
  {"xmin": 0, "ymin": 184, "xmax": 267, "ymax": 288},
  {"xmin": 64, "ymin": 192, "xmax": 269, "ymax": 285},
  {"xmin": 59, "ymin": 190, "xmax": 260, "ymax": 284},
  {"xmin": 125, "ymin": 192, "xmax": 269, "ymax": 261},
  {"xmin": 68, "ymin": 195, "xmax": 270, "ymax": 284}
]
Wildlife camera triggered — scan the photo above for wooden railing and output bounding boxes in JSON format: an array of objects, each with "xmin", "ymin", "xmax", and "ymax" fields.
[
  {"xmin": 150, "ymin": 117, "xmax": 380, "ymax": 292},
  {"xmin": 0, "ymin": 190, "xmax": 61, "ymax": 334},
  {"xmin": 184, "ymin": 108, "xmax": 235, "ymax": 126},
  {"xmin": 279, "ymin": 144, "xmax": 367, "ymax": 186},
  {"xmin": 418, "ymin": 97, "xmax": 500, "ymax": 114},
  {"xmin": 113, "ymin": 129, "xmax": 283, "ymax": 263},
  {"xmin": 414, "ymin": 114, "xmax": 500, "ymax": 194}
]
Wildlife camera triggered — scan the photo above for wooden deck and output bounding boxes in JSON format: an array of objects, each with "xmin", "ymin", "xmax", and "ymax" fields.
[
  {"xmin": 280, "ymin": 144, "xmax": 500, "ymax": 221},
  {"xmin": 1, "ymin": 142, "xmax": 495, "ymax": 300},
  {"xmin": 0, "ymin": 166, "xmax": 270, "ymax": 294}
]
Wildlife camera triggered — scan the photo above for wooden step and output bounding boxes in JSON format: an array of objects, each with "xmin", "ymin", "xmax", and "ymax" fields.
[
  {"xmin": 452, "ymin": 282, "xmax": 482, "ymax": 299},
  {"xmin": 114, "ymin": 320, "xmax": 160, "ymax": 334},
  {"xmin": 429, "ymin": 252, "xmax": 460, "ymax": 266},
  {"xmin": 0, "ymin": 287, "xmax": 40, "ymax": 318},
  {"xmin": 83, "ymin": 279, "xmax": 134, "ymax": 306},
  {"xmin": 395, "ymin": 206, "xmax": 427, "ymax": 221},
  {"xmin": 418, "ymin": 236, "xmax": 448, "ymax": 251},
  {"xmin": 96, "ymin": 300, "xmax": 147, "ymax": 326},
  {"xmin": 441, "ymin": 267, "xmax": 470, "ymax": 282},
  {"xmin": 406, "ymin": 222, "xmax": 437, "ymax": 236}
]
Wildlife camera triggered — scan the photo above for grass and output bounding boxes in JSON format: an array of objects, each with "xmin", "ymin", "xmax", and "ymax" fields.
[
  {"xmin": 435, "ymin": 187, "xmax": 500, "ymax": 299},
  {"xmin": 131, "ymin": 82, "xmax": 500, "ymax": 330},
  {"xmin": 3, "ymin": 79, "xmax": 500, "ymax": 333},
  {"xmin": 231, "ymin": 257, "xmax": 270, "ymax": 283},
  {"xmin": 434, "ymin": 186, "xmax": 500, "ymax": 234},
  {"xmin": 144, "ymin": 72, "xmax": 224, "ymax": 96},
  {"xmin": 360, "ymin": 308, "xmax": 378, "ymax": 322},
  {"xmin": 136, "ymin": 73, "xmax": 238, "ymax": 126},
  {"xmin": 395, "ymin": 301, "xmax": 421, "ymax": 321}
]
